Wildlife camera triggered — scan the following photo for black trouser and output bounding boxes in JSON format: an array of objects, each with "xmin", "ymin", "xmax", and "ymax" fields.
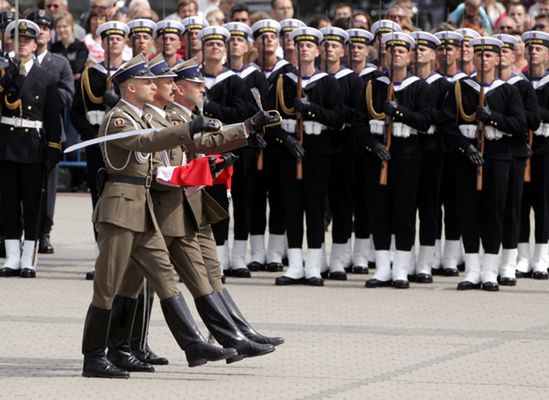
[
  {"xmin": 206, "ymin": 184, "xmax": 230, "ymax": 246},
  {"xmin": 231, "ymin": 147, "xmax": 258, "ymax": 241},
  {"xmin": 279, "ymin": 149, "xmax": 331, "ymax": 249},
  {"xmin": 250, "ymin": 145, "xmax": 286, "ymax": 236},
  {"xmin": 455, "ymin": 157, "xmax": 511, "ymax": 254},
  {"xmin": 0, "ymin": 161, "xmax": 43, "ymax": 241},
  {"xmin": 519, "ymin": 153, "xmax": 549, "ymax": 243},
  {"xmin": 366, "ymin": 158, "xmax": 421, "ymax": 251},
  {"xmin": 85, "ymin": 145, "xmax": 105, "ymax": 241},
  {"xmin": 41, "ymin": 163, "xmax": 59, "ymax": 235},
  {"xmin": 502, "ymin": 158, "xmax": 526, "ymax": 249},
  {"xmin": 329, "ymin": 153, "xmax": 355, "ymax": 244},
  {"xmin": 439, "ymin": 153, "xmax": 461, "ymax": 241},
  {"xmin": 353, "ymin": 152, "xmax": 371, "ymax": 239},
  {"xmin": 418, "ymin": 152, "xmax": 444, "ymax": 246}
]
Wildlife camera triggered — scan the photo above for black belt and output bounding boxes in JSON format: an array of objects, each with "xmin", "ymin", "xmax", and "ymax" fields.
[{"xmin": 107, "ymin": 173, "xmax": 152, "ymax": 188}]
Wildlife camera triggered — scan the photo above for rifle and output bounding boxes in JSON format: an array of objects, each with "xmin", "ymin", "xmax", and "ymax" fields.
[
  {"xmin": 476, "ymin": 42, "xmax": 485, "ymax": 191},
  {"xmin": 379, "ymin": 44, "xmax": 394, "ymax": 186},
  {"xmin": 524, "ymin": 43, "xmax": 533, "ymax": 182},
  {"xmin": 296, "ymin": 40, "xmax": 304, "ymax": 180},
  {"xmin": 257, "ymin": 34, "xmax": 267, "ymax": 171}
]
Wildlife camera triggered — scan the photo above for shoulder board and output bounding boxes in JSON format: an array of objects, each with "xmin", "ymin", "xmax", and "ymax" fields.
[
  {"xmin": 335, "ymin": 68, "xmax": 354, "ymax": 80},
  {"xmin": 359, "ymin": 66, "xmax": 377, "ymax": 77},
  {"xmin": 426, "ymin": 73, "xmax": 443, "ymax": 84},
  {"xmin": 205, "ymin": 70, "xmax": 236, "ymax": 90}
]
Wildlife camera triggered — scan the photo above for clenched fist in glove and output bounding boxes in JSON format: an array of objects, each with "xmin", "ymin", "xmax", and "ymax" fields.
[{"xmin": 190, "ymin": 115, "xmax": 222, "ymax": 137}]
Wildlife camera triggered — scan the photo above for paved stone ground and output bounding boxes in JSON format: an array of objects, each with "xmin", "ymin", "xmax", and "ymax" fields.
[{"xmin": 1, "ymin": 193, "xmax": 549, "ymax": 399}]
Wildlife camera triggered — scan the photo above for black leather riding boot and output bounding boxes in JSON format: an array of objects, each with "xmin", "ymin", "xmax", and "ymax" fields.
[
  {"xmin": 160, "ymin": 293, "xmax": 237, "ymax": 367},
  {"xmin": 82, "ymin": 304, "xmax": 129, "ymax": 379},
  {"xmin": 131, "ymin": 294, "xmax": 169, "ymax": 365}
]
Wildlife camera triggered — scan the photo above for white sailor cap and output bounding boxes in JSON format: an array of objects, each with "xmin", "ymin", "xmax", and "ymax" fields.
[
  {"xmin": 346, "ymin": 28, "xmax": 373, "ymax": 45},
  {"xmin": 5, "ymin": 19, "xmax": 40, "ymax": 38},
  {"xmin": 128, "ymin": 18, "xmax": 156, "ymax": 37},
  {"xmin": 156, "ymin": 19, "xmax": 185, "ymax": 36},
  {"xmin": 182, "ymin": 16, "xmax": 209, "ymax": 32},
  {"xmin": 251, "ymin": 19, "xmax": 281, "ymax": 39},
  {"xmin": 148, "ymin": 54, "xmax": 178, "ymax": 78},
  {"xmin": 371, "ymin": 19, "xmax": 401, "ymax": 38},
  {"xmin": 96, "ymin": 21, "xmax": 129, "ymax": 39},
  {"xmin": 521, "ymin": 30, "xmax": 549, "ymax": 48},
  {"xmin": 410, "ymin": 31, "xmax": 440, "ymax": 49},
  {"xmin": 280, "ymin": 18, "xmax": 306, "ymax": 35},
  {"xmin": 320, "ymin": 27, "xmax": 349, "ymax": 44},
  {"xmin": 289, "ymin": 26, "xmax": 323, "ymax": 45},
  {"xmin": 224, "ymin": 22, "xmax": 253, "ymax": 43},
  {"xmin": 381, "ymin": 31, "xmax": 415, "ymax": 50},
  {"xmin": 434, "ymin": 31, "xmax": 463, "ymax": 47},
  {"xmin": 199, "ymin": 26, "xmax": 230, "ymax": 42},
  {"xmin": 491, "ymin": 33, "xmax": 518, "ymax": 50},
  {"xmin": 470, "ymin": 37, "xmax": 503, "ymax": 53},
  {"xmin": 455, "ymin": 28, "xmax": 480, "ymax": 42}
]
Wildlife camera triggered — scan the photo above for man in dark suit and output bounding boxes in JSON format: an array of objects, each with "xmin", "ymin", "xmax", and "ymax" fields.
[
  {"xmin": 28, "ymin": 9, "xmax": 74, "ymax": 254},
  {"xmin": 0, "ymin": 19, "xmax": 62, "ymax": 278}
]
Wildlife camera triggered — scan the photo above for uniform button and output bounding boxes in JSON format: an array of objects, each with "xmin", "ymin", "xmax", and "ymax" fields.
[
  {"xmin": 35, "ymin": 96, "xmax": 39, "ymax": 100},
  {"xmin": 24, "ymin": 128, "xmax": 29, "ymax": 133},
  {"xmin": 27, "ymin": 106, "xmax": 32, "ymax": 110},
  {"xmin": 10, "ymin": 127, "xmax": 14, "ymax": 131}
]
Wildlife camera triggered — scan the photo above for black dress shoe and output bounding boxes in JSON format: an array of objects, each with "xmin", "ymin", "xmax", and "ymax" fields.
[
  {"xmin": 20, "ymin": 268, "xmax": 36, "ymax": 278},
  {"xmin": 247, "ymin": 261, "xmax": 264, "ymax": 271},
  {"xmin": 457, "ymin": 262, "xmax": 465, "ymax": 272},
  {"xmin": 85, "ymin": 270, "xmax": 95, "ymax": 280},
  {"xmin": 229, "ymin": 268, "xmax": 251, "ymax": 278},
  {"xmin": 304, "ymin": 277, "xmax": 324, "ymax": 286},
  {"xmin": 415, "ymin": 273, "xmax": 433, "ymax": 284},
  {"xmin": 38, "ymin": 234, "xmax": 54, "ymax": 254},
  {"xmin": 133, "ymin": 346, "xmax": 169, "ymax": 366},
  {"xmin": 351, "ymin": 265, "xmax": 369, "ymax": 274},
  {"xmin": 481, "ymin": 282, "xmax": 499, "ymax": 292},
  {"xmin": 266, "ymin": 262, "xmax": 284, "ymax": 272},
  {"xmin": 365, "ymin": 278, "xmax": 392, "ymax": 288},
  {"xmin": 320, "ymin": 271, "xmax": 329, "ymax": 279},
  {"xmin": 442, "ymin": 267, "xmax": 459, "ymax": 277},
  {"xmin": 498, "ymin": 277, "xmax": 517, "ymax": 286},
  {"xmin": 329, "ymin": 271, "xmax": 347, "ymax": 281},
  {"xmin": 223, "ymin": 269, "xmax": 231, "ymax": 277},
  {"xmin": 282, "ymin": 256, "xmax": 288, "ymax": 266},
  {"xmin": 275, "ymin": 276, "xmax": 303, "ymax": 285},
  {"xmin": 107, "ymin": 348, "xmax": 155, "ymax": 372},
  {"xmin": 83, "ymin": 354, "xmax": 129, "ymax": 379},
  {"xmin": 407, "ymin": 274, "xmax": 416, "ymax": 282},
  {"xmin": 344, "ymin": 265, "xmax": 352, "ymax": 272},
  {"xmin": 0, "ymin": 267, "xmax": 21, "ymax": 277},
  {"xmin": 515, "ymin": 270, "xmax": 532, "ymax": 278},
  {"xmin": 392, "ymin": 280, "xmax": 410, "ymax": 289},
  {"xmin": 431, "ymin": 268, "xmax": 444, "ymax": 276},
  {"xmin": 368, "ymin": 261, "xmax": 376, "ymax": 269},
  {"xmin": 457, "ymin": 280, "xmax": 481, "ymax": 290},
  {"xmin": 532, "ymin": 270, "xmax": 549, "ymax": 280}
]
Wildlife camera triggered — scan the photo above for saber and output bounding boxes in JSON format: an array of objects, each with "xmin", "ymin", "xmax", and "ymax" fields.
[{"xmin": 64, "ymin": 127, "xmax": 160, "ymax": 153}]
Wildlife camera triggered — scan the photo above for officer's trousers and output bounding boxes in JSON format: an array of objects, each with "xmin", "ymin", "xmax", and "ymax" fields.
[
  {"xmin": 455, "ymin": 157, "xmax": 511, "ymax": 254},
  {"xmin": 92, "ymin": 222, "xmax": 179, "ymax": 310}
]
